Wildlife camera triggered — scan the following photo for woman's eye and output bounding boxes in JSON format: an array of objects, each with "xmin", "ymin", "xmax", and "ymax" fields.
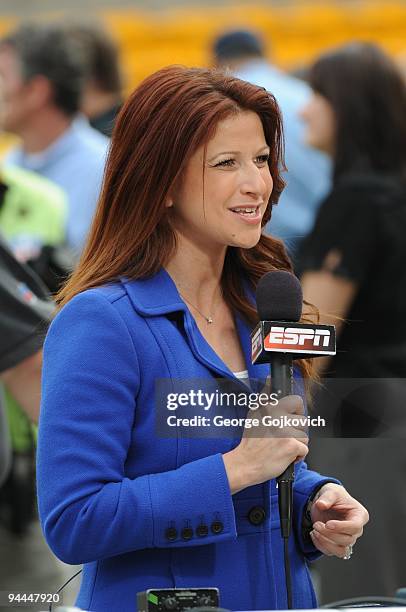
[
  {"xmin": 255, "ymin": 154, "xmax": 270, "ymax": 165},
  {"xmin": 212, "ymin": 155, "xmax": 269, "ymax": 168},
  {"xmin": 214, "ymin": 158, "xmax": 235, "ymax": 167}
]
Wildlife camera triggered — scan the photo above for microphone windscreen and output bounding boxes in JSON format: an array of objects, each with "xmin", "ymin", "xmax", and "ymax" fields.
[{"xmin": 256, "ymin": 270, "xmax": 303, "ymax": 322}]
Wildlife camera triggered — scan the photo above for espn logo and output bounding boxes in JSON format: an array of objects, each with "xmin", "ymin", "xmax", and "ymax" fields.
[
  {"xmin": 251, "ymin": 321, "xmax": 336, "ymax": 362},
  {"xmin": 265, "ymin": 326, "xmax": 331, "ymax": 348}
]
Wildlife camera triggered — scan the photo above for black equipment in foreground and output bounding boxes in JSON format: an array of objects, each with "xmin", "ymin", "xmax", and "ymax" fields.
[
  {"xmin": 137, "ymin": 588, "xmax": 220, "ymax": 612},
  {"xmin": 252, "ymin": 271, "xmax": 336, "ymax": 609},
  {"xmin": 322, "ymin": 596, "xmax": 406, "ymax": 608}
]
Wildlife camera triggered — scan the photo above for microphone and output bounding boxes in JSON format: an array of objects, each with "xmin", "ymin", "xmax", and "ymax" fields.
[
  {"xmin": 252, "ymin": 271, "xmax": 336, "ymax": 538},
  {"xmin": 251, "ymin": 270, "xmax": 336, "ymax": 609}
]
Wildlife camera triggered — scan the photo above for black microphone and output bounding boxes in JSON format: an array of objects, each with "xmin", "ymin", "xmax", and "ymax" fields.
[
  {"xmin": 252, "ymin": 271, "xmax": 336, "ymax": 538},
  {"xmin": 255, "ymin": 271, "xmax": 303, "ymax": 540},
  {"xmin": 252, "ymin": 270, "xmax": 336, "ymax": 609}
]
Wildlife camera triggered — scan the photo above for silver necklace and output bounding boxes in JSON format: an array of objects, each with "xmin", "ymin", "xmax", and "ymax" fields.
[{"xmin": 179, "ymin": 293, "xmax": 220, "ymax": 324}]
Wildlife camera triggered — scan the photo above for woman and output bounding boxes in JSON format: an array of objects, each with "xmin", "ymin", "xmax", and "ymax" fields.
[
  {"xmin": 298, "ymin": 44, "xmax": 406, "ymax": 601},
  {"xmin": 298, "ymin": 42, "xmax": 406, "ymax": 369},
  {"xmin": 37, "ymin": 66, "xmax": 368, "ymax": 612}
]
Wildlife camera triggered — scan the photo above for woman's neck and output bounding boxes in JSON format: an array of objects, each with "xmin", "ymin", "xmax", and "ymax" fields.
[{"xmin": 165, "ymin": 236, "xmax": 226, "ymax": 306}]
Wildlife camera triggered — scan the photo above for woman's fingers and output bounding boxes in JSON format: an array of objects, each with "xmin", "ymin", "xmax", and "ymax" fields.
[
  {"xmin": 310, "ymin": 529, "xmax": 354, "ymax": 558},
  {"xmin": 324, "ymin": 519, "xmax": 364, "ymax": 538},
  {"xmin": 258, "ymin": 395, "xmax": 308, "ymax": 436},
  {"xmin": 278, "ymin": 394, "xmax": 305, "ymax": 416},
  {"xmin": 313, "ymin": 521, "xmax": 357, "ymax": 546}
]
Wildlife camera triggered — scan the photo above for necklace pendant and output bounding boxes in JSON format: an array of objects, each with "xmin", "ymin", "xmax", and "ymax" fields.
[{"xmin": 207, "ymin": 316, "xmax": 213, "ymax": 324}]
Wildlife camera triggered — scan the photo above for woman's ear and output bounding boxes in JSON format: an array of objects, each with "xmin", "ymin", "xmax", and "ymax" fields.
[{"xmin": 166, "ymin": 173, "xmax": 182, "ymax": 208}]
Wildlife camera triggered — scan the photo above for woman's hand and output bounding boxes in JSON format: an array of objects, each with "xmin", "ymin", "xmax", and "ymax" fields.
[
  {"xmin": 222, "ymin": 395, "xmax": 309, "ymax": 494},
  {"xmin": 309, "ymin": 483, "xmax": 369, "ymax": 558}
]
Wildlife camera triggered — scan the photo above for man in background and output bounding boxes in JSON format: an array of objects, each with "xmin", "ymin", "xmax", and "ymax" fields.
[
  {"xmin": 66, "ymin": 23, "xmax": 123, "ymax": 137},
  {"xmin": 0, "ymin": 47, "xmax": 67, "ymax": 266},
  {"xmin": 0, "ymin": 23, "xmax": 109, "ymax": 254},
  {"xmin": 213, "ymin": 29, "xmax": 331, "ymax": 258}
]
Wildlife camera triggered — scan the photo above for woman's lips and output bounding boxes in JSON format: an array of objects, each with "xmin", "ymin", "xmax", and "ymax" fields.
[{"xmin": 229, "ymin": 205, "xmax": 262, "ymax": 224}]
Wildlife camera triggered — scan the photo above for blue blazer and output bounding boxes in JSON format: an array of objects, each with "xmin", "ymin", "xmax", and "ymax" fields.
[{"xmin": 37, "ymin": 269, "xmax": 337, "ymax": 612}]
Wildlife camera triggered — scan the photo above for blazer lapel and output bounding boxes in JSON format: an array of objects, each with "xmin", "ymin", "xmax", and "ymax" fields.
[{"xmin": 122, "ymin": 268, "xmax": 268, "ymax": 387}]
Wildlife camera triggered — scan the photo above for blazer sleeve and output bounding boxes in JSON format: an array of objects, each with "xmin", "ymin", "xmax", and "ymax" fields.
[{"xmin": 37, "ymin": 291, "xmax": 237, "ymax": 565}]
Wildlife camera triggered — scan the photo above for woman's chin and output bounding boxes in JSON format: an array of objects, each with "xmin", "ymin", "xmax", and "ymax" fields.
[{"xmin": 228, "ymin": 233, "xmax": 261, "ymax": 250}]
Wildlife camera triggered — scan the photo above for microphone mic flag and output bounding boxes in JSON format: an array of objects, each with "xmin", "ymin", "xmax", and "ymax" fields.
[
  {"xmin": 251, "ymin": 271, "xmax": 336, "ymax": 539},
  {"xmin": 253, "ymin": 271, "xmax": 336, "ymax": 365}
]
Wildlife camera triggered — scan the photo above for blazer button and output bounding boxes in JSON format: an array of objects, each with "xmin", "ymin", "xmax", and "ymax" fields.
[
  {"xmin": 248, "ymin": 506, "xmax": 266, "ymax": 526},
  {"xmin": 211, "ymin": 520, "xmax": 224, "ymax": 534},
  {"xmin": 196, "ymin": 524, "xmax": 209, "ymax": 537},
  {"xmin": 165, "ymin": 527, "xmax": 178, "ymax": 541},
  {"xmin": 181, "ymin": 527, "xmax": 193, "ymax": 541}
]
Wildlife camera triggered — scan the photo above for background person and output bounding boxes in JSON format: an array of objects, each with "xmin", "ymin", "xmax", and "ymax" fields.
[
  {"xmin": 0, "ymin": 23, "xmax": 109, "ymax": 253},
  {"xmin": 0, "ymin": 76, "xmax": 67, "ymax": 264},
  {"xmin": 212, "ymin": 29, "xmax": 331, "ymax": 258},
  {"xmin": 0, "ymin": 85, "xmax": 68, "ymax": 533},
  {"xmin": 37, "ymin": 66, "xmax": 368, "ymax": 612},
  {"xmin": 297, "ymin": 42, "xmax": 406, "ymax": 602},
  {"xmin": 65, "ymin": 23, "xmax": 123, "ymax": 137}
]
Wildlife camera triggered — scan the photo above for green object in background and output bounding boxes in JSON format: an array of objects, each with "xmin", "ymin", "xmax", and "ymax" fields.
[
  {"xmin": 31, "ymin": 422, "xmax": 38, "ymax": 445},
  {"xmin": 0, "ymin": 165, "xmax": 67, "ymax": 249},
  {"xmin": 5, "ymin": 389, "xmax": 35, "ymax": 452}
]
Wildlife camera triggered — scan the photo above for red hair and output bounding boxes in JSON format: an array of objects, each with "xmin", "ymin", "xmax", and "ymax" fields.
[{"xmin": 57, "ymin": 65, "xmax": 314, "ymax": 378}]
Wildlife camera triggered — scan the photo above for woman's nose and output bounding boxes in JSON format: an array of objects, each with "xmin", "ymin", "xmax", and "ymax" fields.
[{"xmin": 240, "ymin": 164, "xmax": 269, "ymax": 196}]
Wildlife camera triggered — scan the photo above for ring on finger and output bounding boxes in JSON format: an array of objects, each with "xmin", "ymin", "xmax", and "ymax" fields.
[{"xmin": 343, "ymin": 544, "xmax": 353, "ymax": 560}]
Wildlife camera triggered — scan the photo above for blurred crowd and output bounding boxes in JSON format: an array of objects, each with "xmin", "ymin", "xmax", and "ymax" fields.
[{"xmin": 0, "ymin": 15, "xmax": 405, "ymax": 609}]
